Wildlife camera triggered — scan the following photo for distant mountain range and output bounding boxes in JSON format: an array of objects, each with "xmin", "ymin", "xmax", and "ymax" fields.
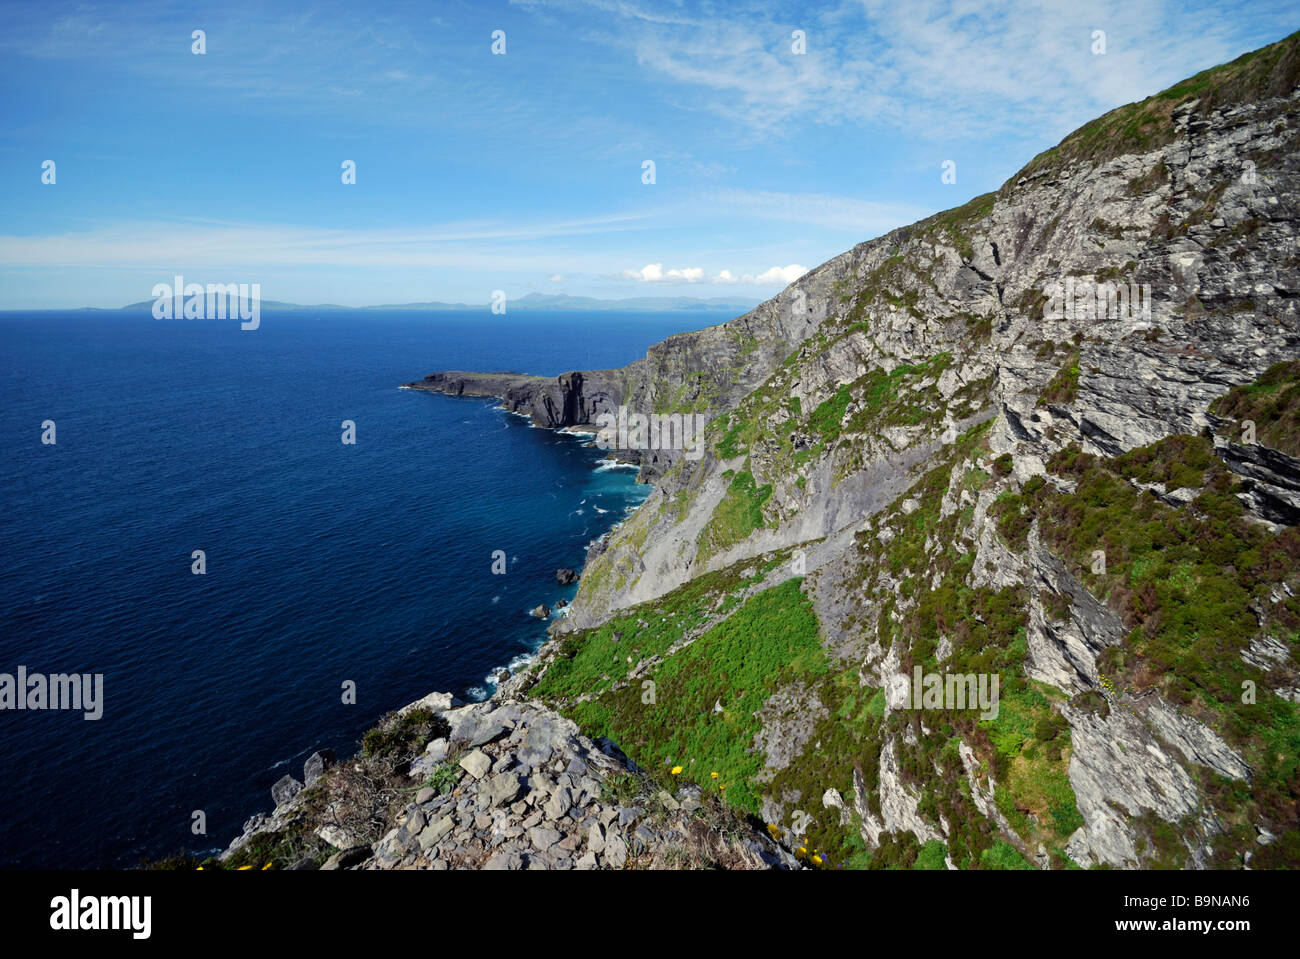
[{"xmin": 103, "ymin": 292, "xmax": 761, "ymax": 313}]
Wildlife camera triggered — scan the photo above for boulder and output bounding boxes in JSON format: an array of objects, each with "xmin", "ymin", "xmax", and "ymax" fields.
[
  {"xmin": 459, "ymin": 749, "xmax": 492, "ymax": 780},
  {"xmin": 556, "ymin": 568, "xmax": 578, "ymax": 585},
  {"xmin": 320, "ymin": 845, "xmax": 371, "ymax": 870},
  {"xmin": 271, "ymin": 775, "xmax": 303, "ymax": 807},
  {"xmin": 303, "ymin": 749, "xmax": 335, "ymax": 786},
  {"xmin": 486, "ymin": 772, "xmax": 526, "ymax": 808},
  {"xmin": 530, "ymin": 604, "xmax": 551, "ymax": 619}
]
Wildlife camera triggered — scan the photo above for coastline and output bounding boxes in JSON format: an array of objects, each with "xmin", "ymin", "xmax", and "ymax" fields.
[
  {"xmin": 472, "ymin": 403, "xmax": 650, "ymax": 699},
  {"xmin": 215, "ymin": 389, "xmax": 660, "ymax": 857}
]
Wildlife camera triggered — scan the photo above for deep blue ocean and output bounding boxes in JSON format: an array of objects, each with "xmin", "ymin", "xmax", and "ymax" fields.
[{"xmin": 0, "ymin": 308, "xmax": 716, "ymax": 868}]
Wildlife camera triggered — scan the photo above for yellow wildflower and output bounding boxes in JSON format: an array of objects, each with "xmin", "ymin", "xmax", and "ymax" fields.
[{"xmin": 671, "ymin": 765, "xmax": 682, "ymax": 774}]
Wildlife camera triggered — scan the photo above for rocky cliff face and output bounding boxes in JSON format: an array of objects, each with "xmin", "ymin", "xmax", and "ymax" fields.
[
  {"xmin": 217, "ymin": 693, "xmax": 794, "ymax": 871},
  {"xmin": 415, "ymin": 33, "xmax": 1300, "ymax": 870},
  {"xmin": 406, "ymin": 280, "xmax": 842, "ymax": 482}
]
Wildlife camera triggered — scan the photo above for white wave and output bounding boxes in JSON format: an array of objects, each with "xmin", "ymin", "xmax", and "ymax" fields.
[{"xmin": 594, "ymin": 459, "xmax": 639, "ymax": 472}]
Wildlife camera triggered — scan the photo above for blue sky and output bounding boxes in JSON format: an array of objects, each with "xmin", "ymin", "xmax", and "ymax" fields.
[{"xmin": 0, "ymin": 0, "xmax": 1293, "ymax": 309}]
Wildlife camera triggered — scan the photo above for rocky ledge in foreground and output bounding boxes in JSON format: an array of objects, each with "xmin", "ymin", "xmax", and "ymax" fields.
[{"xmin": 219, "ymin": 693, "xmax": 797, "ymax": 871}]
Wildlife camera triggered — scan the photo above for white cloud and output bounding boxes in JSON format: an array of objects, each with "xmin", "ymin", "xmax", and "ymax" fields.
[
  {"xmin": 622, "ymin": 263, "xmax": 706, "ymax": 283},
  {"xmin": 623, "ymin": 262, "xmax": 806, "ymax": 286},
  {"xmin": 549, "ymin": 273, "xmax": 567, "ymax": 282},
  {"xmin": 755, "ymin": 264, "xmax": 807, "ymax": 284},
  {"xmin": 712, "ymin": 264, "xmax": 808, "ymax": 285}
]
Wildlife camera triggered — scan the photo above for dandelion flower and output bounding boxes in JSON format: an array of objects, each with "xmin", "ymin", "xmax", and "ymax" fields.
[
  {"xmin": 671, "ymin": 766, "xmax": 682, "ymax": 775},
  {"xmin": 710, "ymin": 771, "xmax": 719, "ymax": 779},
  {"xmin": 237, "ymin": 865, "xmax": 253, "ymax": 871}
]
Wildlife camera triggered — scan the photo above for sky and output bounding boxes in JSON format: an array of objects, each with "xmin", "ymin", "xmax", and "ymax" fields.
[{"xmin": 0, "ymin": 0, "xmax": 1294, "ymax": 309}]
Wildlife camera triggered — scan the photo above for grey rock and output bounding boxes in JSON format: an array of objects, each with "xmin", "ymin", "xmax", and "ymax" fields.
[
  {"xmin": 303, "ymin": 749, "xmax": 335, "ymax": 786},
  {"xmin": 419, "ymin": 816, "xmax": 455, "ymax": 849},
  {"xmin": 486, "ymin": 772, "xmax": 526, "ymax": 808},
  {"xmin": 528, "ymin": 826, "xmax": 562, "ymax": 851},
  {"xmin": 603, "ymin": 833, "xmax": 628, "ymax": 868},
  {"xmin": 459, "ymin": 749, "xmax": 492, "ymax": 780},
  {"xmin": 587, "ymin": 821, "xmax": 606, "ymax": 854},
  {"xmin": 271, "ymin": 775, "xmax": 303, "ymax": 808},
  {"xmin": 484, "ymin": 851, "xmax": 524, "ymax": 870},
  {"xmin": 544, "ymin": 786, "xmax": 573, "ymax": 820},
  {"xmin": 320, "ymin": 845, "xmax": 371, "ymax": 870}
]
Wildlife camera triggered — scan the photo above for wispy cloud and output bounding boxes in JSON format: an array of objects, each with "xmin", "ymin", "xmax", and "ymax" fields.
[
  {"xmin": 0, "ymin": 214, "xmax": 655, "ymax": 270},
  {"xmin": 708, "ymin": 188, "xmax": 928, "ymax": 235},
  {"xmin": 522, "ymin": 0, "xmax": 1287, "ymax": 141}
]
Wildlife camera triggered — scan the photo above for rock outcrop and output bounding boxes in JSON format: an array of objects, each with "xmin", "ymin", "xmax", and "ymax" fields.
[
  {"xmin": 389, "ymin": 32, "xmax": 1300, "ymax": 871},
  {"xmin": 220, "ymin": 695, "xmax": 796, "ymax": 871}
]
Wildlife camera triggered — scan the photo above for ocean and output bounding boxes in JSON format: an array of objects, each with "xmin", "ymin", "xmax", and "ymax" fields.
[{"xmin": 0, "ymin": 307, "xmax": 715, "ymax": 868}]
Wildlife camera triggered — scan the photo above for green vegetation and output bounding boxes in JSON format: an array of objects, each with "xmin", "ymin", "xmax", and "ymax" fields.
[
  {"xmin": 1009, "ymin": 31, "xmax": 1300, "ymax": 183},
  {"xmin": 918, "ymin": 192, "xmax": 997, "ymax": 259},
  {"xmin": 561, "ymin": 578, "xmax": 828, "ymax": 817},
  {"xmin": 1210, "ymin": 358, "xmax": 1300, "ymax": 457},
  {"xmin": 532, "ymin": 562, "xmax": 780, "ymax": 702},
  {"xmin": 419, "ymin": 760, "xmax": 462, "ymax": 797},
  {"xmin": 913, "ymin": 840, "xmax": 949, "ymax": 870},
  {"xmin": 1114, "ymin": 432, "xmax": 1215, "ymax": 489},
  {"xmin": 1025, "ymin": 434, "xmax": 1300, "ymax": 850},
  {"xmin": 989, "ymin": 685, "xmax": 1084, "ymax": 841},
  {"xmin": 697, "ymin": 468, "xmax": 774, "ymax": 561},
  {"xmin": 361, "ymin": 708, "xmax": 449, "ymax": 760},
  {"xmin": 980, "ymin": 840, "xmax": 1034, "ymax": 870},
  {"xmin": 809, "ymin": 384, "xmax": 853, "ymax": 439},
  {"xmin": 708, "ymin": 350, "xmax": 959, "ymax": 496},
  {"xmin": 1037, "ymin": 352, "xmax": 1080, "ymax": 407}
]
